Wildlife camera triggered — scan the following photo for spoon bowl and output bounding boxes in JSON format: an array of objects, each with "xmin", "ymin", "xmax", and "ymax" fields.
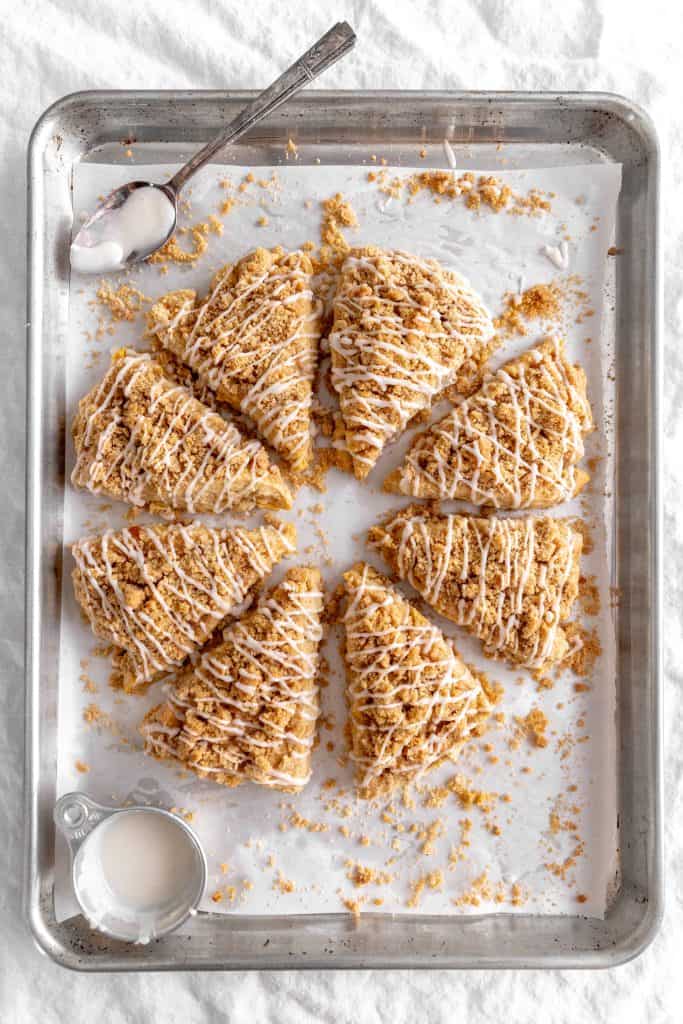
[{"xmin": 70, "ymin": 181, "xmax": 178, "ymax": 273}]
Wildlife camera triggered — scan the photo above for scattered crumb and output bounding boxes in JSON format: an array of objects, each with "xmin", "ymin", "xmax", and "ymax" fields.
[
  {"xmin": 369, "ymin": 169, "xmax": 551, "ymax": 217},
  {"xmin": 149, "ymin": 222, "xmax": 210, "ymax": 264},
  {"xmin": 94, "ymin": 282, "xmax": 149, "ymax": 323},
  {"xmin": 341, "ymin": 895, "xmax": 363, "ymax": 920},
  {"xmin": 407, "ymin": 869, "xmax": 443, "ymax": 908},
  {"xmin": 494, "ymin": 283, "xmax": 561, "ymax": 338},
  {"xmin": 274, "ymin": 871, "xmax": 296, "ymax": 894},
  {"xmin": 319, "ymin": 193, "xmax": 358, "ymax": 259}
]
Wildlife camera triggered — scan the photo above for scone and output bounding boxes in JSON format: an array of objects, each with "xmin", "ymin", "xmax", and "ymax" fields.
[
  {"xmin": 385, "ymin": 337, "xmax": 593, "ymax": 508},
  {"xmin": 71, "ymin": 349, "xmax": 292, "ymax": 515},
  {"xmin": 147, "ymin": 247, "xmax": 322, "ymax": 473},
  {"xmin": 72, "ymin": 518, "xmax": 296, "ymax": 692},
  {"xmin": 329, "ymin": 247, "xmax": 494, "ymax": 478},
  {"xmin": 142, "ymin": 567, "xmax": 323, "ymax": 792},
  {"xmin": 343, "ymin": 562, "xmax": 493, "ymax": 798},
  {"xmin": 369, "ymin": 506, "xmax": 582, "ymax": 673}
]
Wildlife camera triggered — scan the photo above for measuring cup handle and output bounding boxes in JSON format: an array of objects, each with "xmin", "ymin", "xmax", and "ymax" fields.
[{"xmin": 53, "ymin": 792, "xmax": 113, "ymax": 857}]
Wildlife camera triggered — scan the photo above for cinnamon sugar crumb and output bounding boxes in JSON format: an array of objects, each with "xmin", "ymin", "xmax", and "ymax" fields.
[
  {"xmin": 494, "ymin": 283, "xmax": 561, "ymax": 338},
  {"xmin": 370, "ymin": 169, "xmax": 551, "ymax": 217},
  {"xmin": 407, "ymin": 869, "xmax": 443, "ymax": 907},
  {"xmin": 562, "ymin": 622, "xmax": 601, "ymax": 678},
  {"xmin": 341, "ymin": 896, "xmax": 363, "ymax": 920},
  {"xmin": 274, "ymin": 871, "xmax": 295, "ymax": 894},
  {"xmin": 95, "ymin": 282, "xmax": 149, "ymax": 323},
  {"xmin": 521, "ymin": 707, "xmax": 549, "ymax": 748},
  {"xmin": 447, "ymin": 775, "xmax": 496, "ymax": 813},
  {"xmin": 320, "ymin": 193, "xmax": 358, "ymax": 257},
  {"xmin": 149, "ymin": 222, "xmax": 209, "ymax": 264},
  {"xmin": 579, "ymin": 575, "xmax": 600, "ymax": 616}
]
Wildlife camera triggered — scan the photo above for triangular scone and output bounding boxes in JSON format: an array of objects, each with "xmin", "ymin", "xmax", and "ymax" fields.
[
  {"xmin": 385, "ymin": 338, "xmax": 593, "ymax": 508},
  {"xmin": 343, "ymin": 563, "xmax": 493, "ymax": 799},
  {"xmin": 72, "ymin": 518, "xmax": 296, "ymax": 692},
  {"xmin": 141, "ymin": 567, "xmax": 323, "ymax": 792},
  {"xmin": 71, "ymin": 350, "xmax": 292, "ymax": 515},
  {"xmin": 329, "ymin": 247, "xmax": 494, "ymax": 479},
  {"xmin": 369, "ymin": 507, "xmax": 582, "ymax": 673},
  {"xmin": 147, "ymin": 247, "xmax": 323, "ymax": 473}
]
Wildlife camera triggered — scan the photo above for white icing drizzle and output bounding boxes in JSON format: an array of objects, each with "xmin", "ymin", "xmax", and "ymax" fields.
[
  {"xmin": 394, "ymin": 338, "xmax": 593, "ymax": 508},
  {"xmin": 72, "ymin": 350, "xmax": 288, "ymax": 514},
  {"xmin": 329, "ymin": 249, "xmax": 494, "ymax": 474},
  {"xmin": 443, "ymin": 139, "xmax": 457, "ymax": 169},
  {"xmin": 142, "ymin": 572, "xmax": 323, "ymax": 790},
  {"xmin": 387, "ymin": 512, "xmax": 580, "ymax": 670},
  {"xmin": 541, "ymin": 241, "xmax": 570, "ymax": 270},
  {"xmin": 72, "ymin": 520, "xmax": 295, "ymax": 686},
  {"xmin": 150, "ymin": 250, "xmax": 322, "ymax": 470},
  {"xmin": 344, "ymin": 564, "xmax": 488, "ymax": 794}
]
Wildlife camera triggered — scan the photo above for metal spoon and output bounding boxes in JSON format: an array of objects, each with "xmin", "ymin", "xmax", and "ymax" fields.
[{"xmin": 70, "ymin": 21, "xmax": 356, "ymax": 273}]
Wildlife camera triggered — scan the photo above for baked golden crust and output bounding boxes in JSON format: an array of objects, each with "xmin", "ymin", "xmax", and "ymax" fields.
[
  {"xmin": 369, "ymin": 506, "xmax": 582, "ymax": 673},
  {"xmin": 147, "ymin": 247, "xmax": 322, "ymax": 473},
  {"xmin": 71, "ymin": 349, "xmax": 292, "ymax": 515},
  {"xmin": 141, "ymin": 567, "xmax": 323, "ymax": 793},
  {"xmin": 329, "ymin": 247, "xmax": 494, "ymax": 479},
  {"xmin": 343, "ymin": 562, "xmax": 493, "ymax": 799},
  {"xmin": 384, "ymin": 338, "xmax": 593, "ymax": 508},
  {"xmin": 72, "ymin": 518, "xmax": 296, "ymax": 692}
]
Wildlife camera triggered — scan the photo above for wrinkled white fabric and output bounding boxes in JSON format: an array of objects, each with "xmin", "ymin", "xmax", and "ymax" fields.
[{"xmin": 1, "ymin": 1, "xmax": 681, "ymax": 1020}]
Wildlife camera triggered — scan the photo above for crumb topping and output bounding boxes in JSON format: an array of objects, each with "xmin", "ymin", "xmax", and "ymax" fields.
[
  {"xmin": 71, "ymin": 349, "xmax": 292, "ymax": 515},
  {"xmin": 72, "ymin": 517, "xmax": 296, "ymax": 692},
  {"xmin": 142, "ymin": 567, "xmax": 322, "ymax": 792},
  {"xmin": 342, "ymin": 563, "xmax": 493, "ymax": 799},
  {"xmin": 370, "ymin": 506, "xmax": 582, "ymax": 672},
  {"xmin": 329, "ymin": 246, "xmax": 495, "ymax": 478},
  {"xmin": 385, "ymin": 337, "xmax": 593, "ymax": 508}
]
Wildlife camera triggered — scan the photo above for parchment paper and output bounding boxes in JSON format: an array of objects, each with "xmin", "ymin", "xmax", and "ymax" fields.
[{"xmin": 55, "ymin": 158, "xmax": 621, "ymax": 921}]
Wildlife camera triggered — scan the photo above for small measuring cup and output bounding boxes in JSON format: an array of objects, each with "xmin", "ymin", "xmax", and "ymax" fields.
[{"xmin": 54, "ymin": 792, "xmax": 207, "ymax": 943}]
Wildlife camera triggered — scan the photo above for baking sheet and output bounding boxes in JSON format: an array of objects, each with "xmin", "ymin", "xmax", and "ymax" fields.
[{"xmin": 55, "ymin": 158, "xmax": 621, "ymax": 921}]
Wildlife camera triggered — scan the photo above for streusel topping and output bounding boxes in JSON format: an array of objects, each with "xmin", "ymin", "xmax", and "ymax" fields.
[
  {"xmin": 369, "ymin": 507, "xmax": 582, "ymax": 672},
  {"xmin": 385, "ymin": 338, "xmax": 593, "ymax": 508},
  {"xmin": 329, "ymin": 247, "xmax": 494, "ymax": 478},
  {"xmin": 343, "ymin": 563, "xmax": 493, "ymax": 798},
  {"xmin": 72, "ymin": 518, "xmax": 296, "ymax": 692},
  {"xmin": 142, "ymin": 567, "xmax": 323, "ymax": 792}
]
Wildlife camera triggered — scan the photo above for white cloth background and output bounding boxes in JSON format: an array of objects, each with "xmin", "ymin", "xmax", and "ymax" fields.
[{"xmin": 1, "ymin": 1, "xmax": 681, "ymax": 1020}]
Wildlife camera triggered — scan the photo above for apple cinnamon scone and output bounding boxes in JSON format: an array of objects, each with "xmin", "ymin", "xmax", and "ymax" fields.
[
  {"xmin": 384, "ymin": 337, "xmax": 593, "ymax": 508},
  {"xmin": 342, "ymin": 562, "xmax": 493, "ymax": 799},
  {"xmin": 369, "ymin": 506, "xmax": 582, "ymax": 673},
  {"xmin": 141, "ymin": 567, "xmax": 323, "ymax": 793},
  {"xmin": 71, "ymin": 349, "xmax": 292, "ymax": 515},
  {"xmin": 147, "ymin": 247, "xmax": 323, "ymax": 473},
  {"xmin": 328, "ymin": 247, "xmax": 494, "ymax": 479},
  {"xmin": 72, "ymin": 517, "xmax": 296, "ymax": 692}
]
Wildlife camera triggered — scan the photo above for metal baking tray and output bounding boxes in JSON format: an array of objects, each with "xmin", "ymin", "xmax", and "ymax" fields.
[{"xmin": 25, "ymin": 90, "xmax": 661, "ymax": 971}]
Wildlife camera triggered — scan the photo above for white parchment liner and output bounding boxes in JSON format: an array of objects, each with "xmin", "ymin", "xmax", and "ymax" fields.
[{"xmin": 55, "ymin": 159, "xmax": 621, "ymax": 921}]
